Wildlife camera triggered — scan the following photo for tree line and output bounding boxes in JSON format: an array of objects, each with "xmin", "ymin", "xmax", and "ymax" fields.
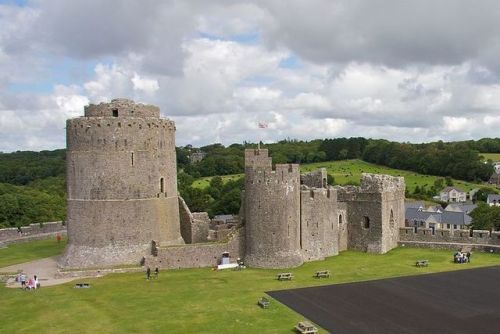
[{"xmin": 0, "ymin": 137, "xmax": 498, "ymax": 227}]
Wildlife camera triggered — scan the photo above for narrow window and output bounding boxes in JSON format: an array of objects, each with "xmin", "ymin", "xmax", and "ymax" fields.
[
  {"xmin": 363, "ymin": 216, "xmax": 370, "ymax": 229},
  {"xmin": 339, "ymin": 214, "xmax": 343, "ymax": 224},
  {"xmin": 160, "ymin": 178, "xmax": 164, "ymax": 193},
  {"xmin": 131, "ymin": 152, "xmax": 134, "ymax": 166},
  {"xmin": 112, "ymin": 109, "xmax": 118, "ymax": 117}
]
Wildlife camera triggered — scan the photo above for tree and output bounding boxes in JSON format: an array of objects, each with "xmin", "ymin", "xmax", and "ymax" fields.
[{"xmin": 470, "ymin": 203, "xmax": 500, "ymax": 231}]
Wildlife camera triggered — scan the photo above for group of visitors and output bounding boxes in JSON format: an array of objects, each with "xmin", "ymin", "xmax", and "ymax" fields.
[
  {"xmin": 16, "ymin": 273, "xmax": 40, "ymax": 290},
  {"xmin": 146, "ymin": 267, "xmax": 159, "ymax": 280},
  {"xmin": 454, "ymin": 251, "xmax": 471, "ymax": 264}
]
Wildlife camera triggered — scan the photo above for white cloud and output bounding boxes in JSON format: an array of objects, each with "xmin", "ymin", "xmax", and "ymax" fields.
[
  {"xmin": 443, "ymin": 116, "xmax": 469, "ymax": 133},
  {"xmin": 131, "ymin": 73, "xmax": 159, "ymax": 94},
  {"xmin": 1, "ymin": 1, "xmax": 500, "ymax": 152}
]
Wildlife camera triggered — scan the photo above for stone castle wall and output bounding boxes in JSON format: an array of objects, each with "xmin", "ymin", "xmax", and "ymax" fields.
[
  {"xmin": 300, "ymin": 168, "xmax": 327, "ymax": 188},
  {"xmin": 178, "ymin": 196, "xmax": 210, "ymax": 244},
  {"xmin": 337, "ymin": 202, "xmax": 348, "ymax": 251},
  {"xmin": 60, "ymin": 99, "xmax": 183, "ymax": 269},
  {"xmin": 300, "ymin": 187, "xmax": 339, "ymax": 261},
  {"xmin": 244, "ymin": 149, "xmax": 303, "ymax": 268},
  {"xmin": 337, "ymin": 174, "xmax": 405, "ymax": 254},
  {"xmin": 150, "ymin": 229, "xmax": 245, "ymax": 269},
  {"xmin": 0, "ymin": 222, "xmax": 65, "ymax": 242}
]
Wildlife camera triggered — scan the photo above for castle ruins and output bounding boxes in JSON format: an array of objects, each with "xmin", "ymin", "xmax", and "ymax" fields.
[{"xmin": 59, "ymin": 99, "xmax": 498, "ymax": 271}]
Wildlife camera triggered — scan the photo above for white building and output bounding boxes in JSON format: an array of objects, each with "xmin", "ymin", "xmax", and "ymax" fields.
[{"xmin": 440, "ymin": 187, "xmax": 467, "ymax": 203}]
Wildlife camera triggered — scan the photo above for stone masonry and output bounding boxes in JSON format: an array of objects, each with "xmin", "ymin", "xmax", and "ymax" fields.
[
  {"xmin": 59, "ymin": 99, "xmax": 446, "ymax": 271},
  {"xmin": 243, "ymin": 149, "xmax": 406, "ymax": 269},
  {"xmin": 60, "ymin": 99, "xmax": 184, "ymax": 268}
]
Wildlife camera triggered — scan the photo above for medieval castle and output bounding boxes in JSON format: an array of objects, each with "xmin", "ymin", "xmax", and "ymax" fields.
[{"xmin": 59, "ymin": 98, "xmax": 406, "ymax": 269}]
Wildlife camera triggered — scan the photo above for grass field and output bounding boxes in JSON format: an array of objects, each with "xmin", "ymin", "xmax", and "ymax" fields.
[
  {"xmin": 1, "ymin": 240, "xmax": 500, "ymax": 333},
  {"xmin": 0, "ymin": 237, "xmax": 67, "ymax": 268},
  {"xmin": 481, "ymin": 153, "xmax": 500, "ymax": 162},
  {"xmin": 192, "ymin": 159, "xmax": 493, "ymax": 194},
  {"xmin": 192, "ymin": 174, "xmax": 242, "ymax": 189}
]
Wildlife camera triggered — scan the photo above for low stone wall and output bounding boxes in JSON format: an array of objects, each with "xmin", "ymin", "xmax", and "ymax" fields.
[
  {"xmin": 400, "ymin": 227, "xmax": 500, "ymax": 246},
  {"xmin": 151, "ymin": 229, "xmax": 245, "ymax": 269},
  {"xmin": 398, "ymin": 241, "xmax": 500, "ymax": 253},
  {"xmin": 0, "ymin": 230, "xmax": 67, "ymax": 247},
  {"xmin": 0, "ymin": 222, "xmax": 66, "ymax": 242}
]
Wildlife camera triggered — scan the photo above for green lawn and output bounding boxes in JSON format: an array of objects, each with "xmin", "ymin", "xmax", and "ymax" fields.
[
  {"xmin": 481, "ymin": 153, "xmax": 500, "ymax": 162},
  {"xmin": 0, "ymin": 237, "xmax": 67, "ymax": 268},
  {"xmin": 1, "ymin": 243, "xmax": 499, "ymax": 333},
  {"xmin": 192, "ymin": 159, "xmax": 493, "ymax": 194}
]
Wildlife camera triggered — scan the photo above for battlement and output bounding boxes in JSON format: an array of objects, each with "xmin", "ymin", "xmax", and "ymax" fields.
[
  {"xmin": 360, "ymin": 173, "xmax": 405, "ymax": 193},
  {"xmin": 84, "ymin": 98, "xmax": 160, "ymax": 118},
  {"xmin": 246, "ymin": 163, "xmax": 300, "ymax": 185},
  {"xmin": 301, "ymin": 168, "xmax": 327, "ymax": 188},
  {"xmin": 244, "ymin": 148, "xmax": 272, "ymax": 170},
  {"xmin": 301, "ymin": 186, "xmax": 337, "ymax": 200},
  {"xmin": 400, "ymin": 227, "xmax": 500, "ymax": 245}
]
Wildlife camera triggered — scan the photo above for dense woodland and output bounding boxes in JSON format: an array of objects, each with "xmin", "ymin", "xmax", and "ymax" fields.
[{"xmin": 0, "ymin": 137, "xmax": 499, "ymax": 228}]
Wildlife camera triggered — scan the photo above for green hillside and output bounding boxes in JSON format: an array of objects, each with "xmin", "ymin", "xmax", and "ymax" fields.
[
  {"xmin": 192, "ymin": 159, "xmax": 496, "ymax": 195},
  {"xmin": 481, "ymin": 153, "xmax": 500, "ymax": 161}
]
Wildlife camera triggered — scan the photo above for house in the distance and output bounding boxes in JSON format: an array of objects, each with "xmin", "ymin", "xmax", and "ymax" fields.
[
  {"xmin": 188, "ymin": 151, "xmax": 207, "ymax": 164},
  {"xmin": 405, "ymin": 202, "xmax": 475, "ymax": 231},
  {"xmin": 440, "ymin": 186, "xmax": 467, "ymax": 203},
  {"xmin": 487, "ymin": 194, "xmax": 500, "ymax": 206}
]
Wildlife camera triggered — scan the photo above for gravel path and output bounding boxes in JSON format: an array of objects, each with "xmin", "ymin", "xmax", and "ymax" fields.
[{"xmin": 1, "ymin": 256, "xmax": 77, "ymax": 288}]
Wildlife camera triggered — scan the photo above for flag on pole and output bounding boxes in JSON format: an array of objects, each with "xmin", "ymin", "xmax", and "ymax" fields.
[{"xmin": 258, "ymin": 122, "xmax": 268, "ymax": 129}]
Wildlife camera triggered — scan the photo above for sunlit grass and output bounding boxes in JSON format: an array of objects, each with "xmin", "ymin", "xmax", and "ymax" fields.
[{"xmin": 1, "ymin": 244, "xmax": 499, "ymax": 333}]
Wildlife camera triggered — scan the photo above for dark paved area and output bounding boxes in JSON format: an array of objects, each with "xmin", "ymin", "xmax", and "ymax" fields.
[{"xmin": 267, "ymin": 267, "xmax": 500, "ymax": 334}]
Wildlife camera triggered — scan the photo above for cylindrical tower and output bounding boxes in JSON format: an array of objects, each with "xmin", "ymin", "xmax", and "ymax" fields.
[
  {"xmin": 60, "ymin": 98, "xmax": 184, "ymax": 268},
  {"xmin": 244, "ymin": 149, "xmax": 303, "ymax": 268}
]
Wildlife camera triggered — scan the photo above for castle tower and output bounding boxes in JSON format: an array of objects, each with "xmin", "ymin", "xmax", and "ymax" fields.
[
  {"xmin": 244, "ymin": 149, "xmax": 303, "ymax": 268},
  {"xmin": 60, "ymin": 99, "xmax": 184, "ymax": 268},
  {"xmin": 337, "ymin": 173, "xmax": 405, "ymax": 253}
]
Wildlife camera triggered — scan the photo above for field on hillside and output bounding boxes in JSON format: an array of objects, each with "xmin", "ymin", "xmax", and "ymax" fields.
[
  {"xmin": 2, "ymin": 240, "xmax": 500, "ymax": 333},
  {"xmin": 192, "ymin": 159, "xmax": 493, "ymax": 194},
  {"xmin": 481, "ymin": 153, "xmax": 500, "ymax": 162}
]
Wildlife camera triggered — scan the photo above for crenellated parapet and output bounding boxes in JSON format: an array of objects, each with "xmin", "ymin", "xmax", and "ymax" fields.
[
  {"xmin": 301, "ymin": 168, "xmax": 327, "ymax": 188},
  {"xmin": 244, "ymin": 148, "xmax": 272, "ymax": 170},
  {"xmin": 84, "ymin": 98, "xmax": 160, "ymax": 118},
  {"xmin": 360, "ymin": 173, "xmax": 405, "ymax": 194}
]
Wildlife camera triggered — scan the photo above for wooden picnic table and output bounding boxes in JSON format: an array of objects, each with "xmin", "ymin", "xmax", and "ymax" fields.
[
  {"xmin": 415, "ymin": 259, "xmax": 429, "ymax": 267},
  {"xmin": 314, "ymin": 270, "xmax": 330, "ymax": 278},
  {"xmin": 257, "ymin": 297, "xmax": 270, "ymax": 308},
  {"xmin": 277, "ymin": 272, "xmax": 294, "ymax": 281},
  {"xmin": 295, "ymin": 321, "xmax": 318, "ymax": 334}
]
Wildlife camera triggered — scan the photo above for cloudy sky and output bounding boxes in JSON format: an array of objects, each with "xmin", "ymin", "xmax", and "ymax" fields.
[{"xmin": 1, "ymin": 0, "xmax": 499, "ymax": 152}]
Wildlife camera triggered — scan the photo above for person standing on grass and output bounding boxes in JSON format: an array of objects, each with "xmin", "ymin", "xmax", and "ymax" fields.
[
  {"xmin": 56, "ymin": 234, "xmax": 62, "ymax": 243},
  {"xmin": 466, "ymin": 252, "xmax": 471, "ymax": 263},
  {"xmin": 154, "ymin": 267, "xmax": 159, "ymax": 279},
  {"xmin": 146, "ymin": 267, "xmax": 151, "ymax": 280},
  {"xmin": 20, "ymin": 273, "xmax": 26, "ymax": 289}
]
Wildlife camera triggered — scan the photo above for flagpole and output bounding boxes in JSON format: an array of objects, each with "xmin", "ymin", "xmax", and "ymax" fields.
[{"xmin": 257, "ymin": 121, "xmax": 268, "ymax": 150}]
